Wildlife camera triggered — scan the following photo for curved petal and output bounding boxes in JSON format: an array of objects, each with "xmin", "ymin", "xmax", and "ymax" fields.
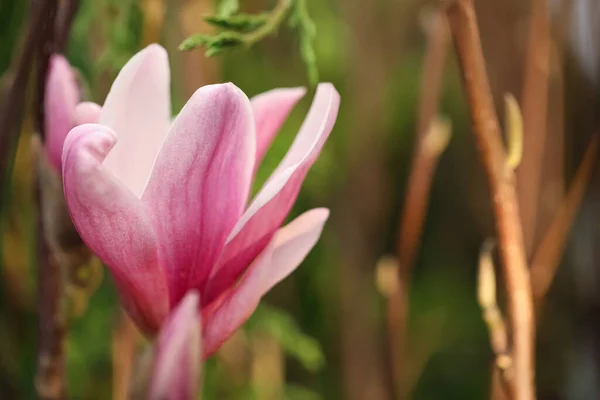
[
  {"xmin": 150, "ymin": 290, "xmax": 202, "ymax": 400},
  {"xmin": 251, "ymin": 87, "xmax": 306, "ymax": 174},
  {"xmin": 74, "ymin": 101, "xmax": 102, "ymax": 125},
  {"xmin": 100, "ymin": 44, "xmax": 171, "ymax": 198},
  {"xmin": 203, "ymin": 83, "xmax": 339, "ymax": 304},
  {"xmin": 202, "ymin": 208, "xmax": 329, "ymax": 357},
  {"xmin": 142, "ymin": 83, "xmax": 255, "ymax": 304},
  {"xmin": 62, "ymin": 124, "xmax": 169, "ymax": 333},
  {"xmin": 45, "ymin": 54, "xmax": 79, "ymax": 171}
]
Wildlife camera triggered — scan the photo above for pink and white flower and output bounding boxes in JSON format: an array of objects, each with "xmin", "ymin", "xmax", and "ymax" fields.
[{"xmin": 61, "ymin": 44, "xmax": 339, "ymax": 356}]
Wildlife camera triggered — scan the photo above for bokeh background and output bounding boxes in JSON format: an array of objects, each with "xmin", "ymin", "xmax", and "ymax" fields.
[{"xmin": 1, "ymin": 0, "xmax": 600, "ymax": 399}]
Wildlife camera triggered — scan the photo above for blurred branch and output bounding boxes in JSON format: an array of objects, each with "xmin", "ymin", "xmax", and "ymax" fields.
[
  {"xmin": 113, "ymin": 310, "xmax": 139, "ymax": 400},
  {"xmin": 396, "ymin": 117, "xmax": 452, "ymax": 278},
  {"xmin": 388, "ymin": 11, "xmax": 451, "ymax": 397},
  {"xmin": 0, "ymin": 0, "xmax": 57, "ymax": 208},
  {"xmin": 54, "ymin": 0, "xmax": 80, "ymax": 52},
  {"xmin": 34, "ymin": 0, "xmax": 79, "ymax": 398},
  {"xmin": 445, "ymin": 0, "xmax": 535, "ymax": 399},
  {"xmin": 391, "ymin": 117, "xmax": 451, "ymax": 398},
  {"xmin": 530, "ymin": 135, "xmax": 599, "ymax": 308},
  {"xmin": 417, "ymin": 11, "xmax": 450, "ymax": 139},
  {"xmin": 34, "ymin": 0, "xmax": 63, "ymax": 396},
  {"xmin": 517, "ymin": 0, "xmax": 551, "ymax": 256}
]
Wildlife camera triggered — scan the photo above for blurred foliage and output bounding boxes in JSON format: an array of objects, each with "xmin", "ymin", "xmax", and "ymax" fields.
[
  {"xmin": 246, "ymin": 304, "xmax": 326, "ymax": 372},
  {"xmin": 181, "ymin": 0, "xmax": 319, "ymax": 84}
]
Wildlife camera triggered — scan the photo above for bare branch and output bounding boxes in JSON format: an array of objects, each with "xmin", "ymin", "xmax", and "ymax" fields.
[
  {"xmin": 445, "ymin": 0, "xmax": 535, "ymax": 398},
  {"xmin": 530, "ymin": 136, "xmax": 599, "ymax": 308},
  {"xmin": 517, "ymin": 0, "xmax": 551, "ymax": 256}
]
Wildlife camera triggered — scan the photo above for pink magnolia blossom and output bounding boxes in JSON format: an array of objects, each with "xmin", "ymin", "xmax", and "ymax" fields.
[
  {"xmin": 44, "ymin": 54, "xmax": 101, "ymax": 171},
  {"xmin": 62, "ymin": 44, "xmax": 339, "ymax": 356},
  {"xmin": 150, "ymin": 290, "xmax": 202, "ymax": 400}
]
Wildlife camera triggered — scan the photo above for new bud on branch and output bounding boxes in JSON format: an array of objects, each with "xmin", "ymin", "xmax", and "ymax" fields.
[
  {"xmin": 150, "ymin": 291, "xmax": 202, "ymax": 400},
  {"xmin": 45, "ymin": 54, "xmax": 101, "ymax": 172},
  {"xmin": 61, "ymin": 44, "xmax": 340, "ymax": 356}
]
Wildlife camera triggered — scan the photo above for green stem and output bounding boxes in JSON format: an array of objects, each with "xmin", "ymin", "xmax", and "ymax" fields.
[{"xmin": 242, "ymin": 0, "xmax": 292, "ymax": 47}]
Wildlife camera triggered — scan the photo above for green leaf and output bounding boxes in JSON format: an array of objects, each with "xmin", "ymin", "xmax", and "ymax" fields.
[
  {"xmin": 179, "ymin": 31, "xmax": 244, "ymax": 55},
  {"xmin": 216, "ymin": 0, "xmax": 239, "ymax": 18},
  {"xmin": 204, "ymin": 13, "xmax": 269, "ymax": 33},
  {"xmin": 181, "ymin": 0, "xmax": 319, "ymax": 84},
  {"xmin": 247, "ymin": 304, "xmax": 325, "ymax": 372}
]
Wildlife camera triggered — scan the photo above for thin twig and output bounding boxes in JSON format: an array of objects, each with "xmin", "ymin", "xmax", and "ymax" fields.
[
  {"xmin": 113, "ymin": 310, "xmax": 139, "ymax": 400},
  {"xmin": 389, "ymin": 12, "xmax": 450, "ymax": 397},
  {"xmin": 35, "ymin": 1, "xmax": 79, "ymax": 398},
  {"xmin": 416, "ymin": 11, "xmax": 450, "ymax": 139},
  {"xmin": 392, "ymin": 117, "xmax": 451, "ymax": 398},
  {"xmin": 54, "ymin": 0, "xmax": 80, "ymax": 52},
  {"xmin": 242, "ymin": 0, "xmax": 292, "ymax": 47},
  {"xmin": 0, "ymin": 0, "xmax": 57, "ymax": 207},
  {"xmin": 396, "ymin": 117, "xmax": 452, "ymax": 274},
  {"xmin": 517, "ymin": 0, "xmax": 551, "ymax": 256},
  {"xmin": 530, "ymin": 135, "xmax": 599, "ymax": 308},
  {"xmin": 445, "ymin": 1, "xmax": 535, "ymax": 399}
]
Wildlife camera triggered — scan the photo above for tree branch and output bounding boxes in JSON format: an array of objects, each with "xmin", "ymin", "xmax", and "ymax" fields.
[
  {"xmin": 0, "ymin": 0, "xmax": 57, "ymax": 207},
  {"xmin": 387, "ymin": 11, "xmax": 450, "ymax": 398},
  {"xmin": 445, "ymin": 1, "xmax": 535, "ymax": 398},
  {"xmin": 517, "ymin": 0, "xmax": 551, "ymax": 256},
  {"xmin": 530, "ymin": 135, "xmax": 599, "ymax": 308},
  {"xmin": 34, "ymin": 0, "xmax": 79, "ymax": 398}
]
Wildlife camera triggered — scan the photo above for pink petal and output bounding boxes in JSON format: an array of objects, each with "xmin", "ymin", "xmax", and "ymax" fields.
[
  {"xmin": 202, "ymin": 208, "xmax": 330, "ymax": 357},
  {"xmin": 62, "ymin": 124, "xmax": 169, "ymax": 333},
  {"xmin": 150, "ymin": 290, "xmax": 202, "ymax": 400},
  {"xmin": 141, "ymin": 83, "xmax": 255, "ymax": 304},
  {"xmin": 74, "ymin": 101, "xmax": 102, "ymax": 125},
  {"xmin": 45, "ymin": 54, "xmax": 79, "ymax": 171},
  {"xmin": 100, "ymin": 44, "xmax": 172, "ymax": 198},
  {"xmin": 251, "ymin": 87, "xmax": 306, "ymax": 174},
  {"xmin": 203, "ymin": 83, "xmax": 339, "ymax": 304}
]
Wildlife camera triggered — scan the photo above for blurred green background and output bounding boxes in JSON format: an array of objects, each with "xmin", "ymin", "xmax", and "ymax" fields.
[{"xmin": 2, "ymin": 0, "xmax": 600, "ymax": 399}]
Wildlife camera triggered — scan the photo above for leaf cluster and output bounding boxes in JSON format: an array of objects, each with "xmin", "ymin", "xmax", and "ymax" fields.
[{"xmin": 180, "ymin": 0, "xmax": 319, "ymax": 84}]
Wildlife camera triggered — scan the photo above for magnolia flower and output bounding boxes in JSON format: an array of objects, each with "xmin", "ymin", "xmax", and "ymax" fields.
[
  {"xmin": 150, "ymin": 290, "xmax": 202, "ymax": 400},
  {"xmin": 62, "ymin": 44, "xmax": 339, "ymax": 356},
  {"xmin": 45, "ymin": 54, "xmax": 101, "ymax": 171}
]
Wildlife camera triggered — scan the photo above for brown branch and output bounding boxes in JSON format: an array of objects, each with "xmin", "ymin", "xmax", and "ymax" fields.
[
  {"xmin": 113, "ymin": 310, "xmax": 139, "ymax": 400},
  {"xmin": 445, "ymin": 1, "xmax": 535, "ymax": 399},
  {"xmin": 396, "ymin": 117, "xmax": 452, "ymax": 273},
  {"xmin": 0, "ymin": 0, "xmax": 57, "ymax": 207},
  {"xmin": 517, "ymin": 0, "xmax": 552, "ymax": 256},
  {"xmin": 530, "ymin": 135, "xmax": 599, "ymax": 308},
  {"xmin": 391, "ymin": 117, "xmax": 451, "ymax": 398},
  {"xmin": 416, "ymin": 10, "xmax": 450, "ymax": 139},
  {"xmin": 387, "ymin": 12, "xmax": 450, "ymax": 398},
  {"xmin": 34, "ymin": 0, "xmax": 79, "ymax": 398},
  {"xmin": 54, "ymin": 0, "xmax": 80, "ymax": 52},
  {"xmin": 33, "ymin": 136, "xmax": 67, "ymax": 400}
]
